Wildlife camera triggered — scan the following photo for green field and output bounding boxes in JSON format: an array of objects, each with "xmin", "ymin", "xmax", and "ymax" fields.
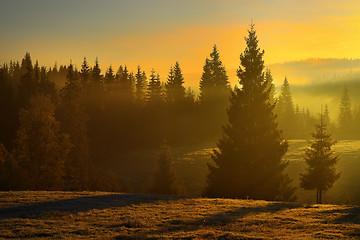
[{"xmin": 114, "ymin": 140, "xmax": 360, "ymax": 204}]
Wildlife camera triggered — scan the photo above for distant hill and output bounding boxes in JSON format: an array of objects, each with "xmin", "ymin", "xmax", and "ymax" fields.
[{"xmin": 1, "ymin": 191, "xmax": 360, "ymax": 239}]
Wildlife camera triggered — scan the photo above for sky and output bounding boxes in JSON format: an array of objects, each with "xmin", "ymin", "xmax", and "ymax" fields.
[{"xmin": 1, "ymin": 0, "xmax": 360, "ymax": 87}]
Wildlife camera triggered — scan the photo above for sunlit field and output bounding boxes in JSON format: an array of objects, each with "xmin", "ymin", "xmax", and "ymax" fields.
[
  {"xmin": 1, "ymin": 191, "xmax": 360, "ymax": 239},
  {"xmin": 112, "ymin": 140, "xmax": 360, "ymax": 204}
]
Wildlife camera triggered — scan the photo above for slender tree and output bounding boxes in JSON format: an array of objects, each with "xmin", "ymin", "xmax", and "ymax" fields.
[
  {"xmin": 165, "ymin": 62, "xmax": 186, "ymax": 104},
  {"xmin": 148, "ymin": 141, "xmax": 180, "ymax": 195},
  {"xmin": 58, "ymin": 62, "xmax": 93, "ymax": 190},
  {"xmin": 18, "ymin": 52, "xmax": 37, "ymax": 108},
  {"xmin": 199, "ymin": 45, "xmax": 229, "ymax": 105},
  {"xmin": 14, "ymin": 95, "xmax": 71, "ymax": 190},
  {"xmin": 300, "ymin": 112, "xmax": 341, "ymax": 204},
  {"xmin": 276, "ymin": 77, "xmax": 296, "ymax": 137},
  {"xmin": 338, "ymin": 86, "xmax": 352, "ymax": 136},
  {"xmin": 204, "ymin": 24, "xmax": 296, "ymax": 201},
  {"xmin": 147, "ymin": 69, "xmax": 163, "ymax": 105},
  {"xmin": 135, "ymin": 66, "xmax": 147, "ymax": 103}
]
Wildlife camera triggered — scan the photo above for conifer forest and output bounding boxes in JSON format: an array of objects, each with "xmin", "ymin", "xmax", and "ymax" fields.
[{"xmin": 1, "ymin": 24, "xmax": 360, "ymax": 205}]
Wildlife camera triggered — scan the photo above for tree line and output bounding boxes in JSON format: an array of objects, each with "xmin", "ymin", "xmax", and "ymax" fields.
[{"xmin": 0, "ymin": 24, "xmax": 342, "ymax": 203}]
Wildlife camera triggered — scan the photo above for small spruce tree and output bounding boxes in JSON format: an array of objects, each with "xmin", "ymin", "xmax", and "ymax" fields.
[
  {"xmin": 300, "ymin": 112, "xmax": 341, "ymax": 204},
  {"xmin": 148, "ymin": 141, "xmax": 179, "ymax": 195}
]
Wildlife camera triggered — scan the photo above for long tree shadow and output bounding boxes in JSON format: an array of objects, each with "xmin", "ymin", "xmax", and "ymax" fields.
[
  {"xmin": 321, "ymin": 206, "xmax": 360, "ymax": 224},
  {"xmin": 159, "ymin": 201, "xmax": 302, "ymax": 233},
  {"xmin": 0, "ymin": 193, "xmax": 180, "ymax": 220}
]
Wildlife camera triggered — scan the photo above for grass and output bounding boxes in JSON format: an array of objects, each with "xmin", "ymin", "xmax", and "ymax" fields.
[
  {"xmin": 1, "ymin": 191, "xmax": 360, "ymax": 239},
  {"xmin": 112, "ymin": 140, "xmax": 360, "ymax": 204}
]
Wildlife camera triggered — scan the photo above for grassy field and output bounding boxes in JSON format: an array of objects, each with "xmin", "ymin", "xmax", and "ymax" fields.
[
  {"xmin": 1, "ymin": 191, "xmax": 360, "ymax": 239},
  {"xmin": 112, "ymin": 140, "xmax": 360, "ymax": 204}
]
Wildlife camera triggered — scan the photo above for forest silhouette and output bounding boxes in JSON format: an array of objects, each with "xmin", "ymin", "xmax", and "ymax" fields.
[{"xmin": 0, "ymin": 24, "xmax": 356, "ymax": 203}]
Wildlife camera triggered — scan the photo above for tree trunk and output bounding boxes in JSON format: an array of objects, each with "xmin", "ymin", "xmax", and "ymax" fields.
[{"xmin": 319, "ymin": 190, "xmax": 322, "ymax": 204}]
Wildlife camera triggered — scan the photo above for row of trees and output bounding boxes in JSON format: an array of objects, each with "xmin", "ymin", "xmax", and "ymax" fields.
[
  {"xmin": 276, "ymin": 78, "xmax": 360, "ymax": 139},
  {"xmin": 0, "ymin": 25, "xmax": 342, "ymax": 203}
]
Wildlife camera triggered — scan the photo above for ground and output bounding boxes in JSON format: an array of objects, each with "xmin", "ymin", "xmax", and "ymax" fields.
[
  {"xmin": 113, "ymin": 140, "xmax": 360, "ymax": 204},
  {"xmin": 1, "ymin": 191, "xmax": 360, "ymax": 239}
]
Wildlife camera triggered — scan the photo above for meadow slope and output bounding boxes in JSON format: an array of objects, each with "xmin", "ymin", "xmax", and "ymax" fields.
[{"xmin": 1, "ymin": 192, "xmax": 360, "ymax": 239}]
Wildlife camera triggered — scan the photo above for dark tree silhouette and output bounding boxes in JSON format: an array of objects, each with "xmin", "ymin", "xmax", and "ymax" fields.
[
  {"xmin": 338, "ymin": 86, "xmax": 352, "ymax": 137},
  {"xmin": 0, "ymin": 143, "xmax": 18, "ymax": 190},
  {"xmin": 80, "ymin": 57, "xmax": 90, "ymax": 89},
  {"xmin": 204, "ymin": 24, "xmax": 296, "ymax": 201},
  {"xmin": 146, "ymin": 69, "xmax": 163, "ymax": 105},
  {"xmin": 300, "ymin": 112, "xmax": 340, "ymax": 204},
  {"xmin": 18, "ymin": 53, "xmax": 37, "ymax": 108},
  {"xmin": 199, "ymin": 45, "xmax": 229, "ymax": 105},
  {"xmin": 135, "ymin": 66, "xmax": 147, "ymax": 103},
  {"xmin": 148, "ymin": 141, "xmax": 180, "ymax": 195},
  {"xmin": 276, "ymin": 77, "xmax": 296, "ymax": 138},
  {"xmin": 14, "ymin": 95, "xmax": 71, "ymax": 190},
  {"xmin": 165, "ymin": 62, "xmax": 186, "ymax": 104},
  {"xmin": 58, "ymin": 62, "xmax": 93, "ymax": 190}
]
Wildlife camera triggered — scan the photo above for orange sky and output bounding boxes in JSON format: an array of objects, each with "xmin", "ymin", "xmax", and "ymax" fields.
[{"xmin": 1, "ymin": 0, "xmax": 360, "ymax": 87}]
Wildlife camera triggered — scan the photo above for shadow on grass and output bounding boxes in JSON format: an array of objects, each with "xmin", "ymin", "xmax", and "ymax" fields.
[
  {"xmin": 160, "ymin": 201, "xmax": 302, "ymax": 233},
  {"xmin": 0, "ymin": 193, "xmax": 179, "ymax": 220},
  {"xmin": 321, "ymin": 206, "xmax": 360, "ymax": 224}
]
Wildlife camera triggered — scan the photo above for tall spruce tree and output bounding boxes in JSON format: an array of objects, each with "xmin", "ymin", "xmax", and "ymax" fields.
[
  {"xmin": 146, "ymin": 69, "xmax": 163, "ymax": 105},
  {"xmin": 338, "ymin": 86, "xmax": 352, "ymax": 136},
  {"xmin": 300, "ymin": 112, "xmax": 340, "ymax": 204},
  {"xmin": 135, "ymin": 66, "xmax": 147, "ymax": 103},
  {"xmin": 58, "ymin": 62, "xmax": 93, "ymax": 190},
  {"xmin": 80, "ymin": 57, "xmax": 90, "ymax": 89},
  {"xmin": 204, "ymin": 24, "xmax": 296, "ymax": 201},
  {"xmin": 165, "ymin": 62, "xmax": 186, "ymax": 104},
  {"xmin": 14, "ymin": 95, "xmax": 71, "ymax": 190},
  {"xmin": 199, "ymin": 45, "xmax": 229, "ymax": 105},
  {"xmin": 18, "ymin": 52, "xmax": 37, "ymax": 108},
  {"xmin": 148, "ymin": 141, "xmax": 180, "ymax": 195},
  {"xmin": 276, "ymin": 77, "xmax": 296, "ymax": 138}
]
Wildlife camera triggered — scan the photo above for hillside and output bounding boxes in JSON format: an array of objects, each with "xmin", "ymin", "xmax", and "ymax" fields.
[{"xmin": 1, "ymin": 192, "xmax": 360, "ymax": 239}]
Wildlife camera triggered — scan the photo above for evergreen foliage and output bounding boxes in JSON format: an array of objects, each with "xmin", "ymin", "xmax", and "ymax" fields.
[
  {"xmin": 276, "ymin": 77, "xmax": 296, "ymax": 137},
  {"xmin": 204, "ymin": 24, "xmax": 296, "ymax": 201},
  {"xmin": 58, "ymin": 62, "xmax": 93, "ymax": 190},
  {"xmin": 165, "ymin": 62, "xmax": 185, "ymax": 104},
  {"xmin": 300, "ymin": 113, "xmax": 341, "ymax": 204},
  {"xmin": 148, "ymin": 141, "xmax": 180, "ymax": 195},
  {"xmin": 147, "ymin": 69, "xmax": 163, "ymax": 105},
  {"xmin": 199, "ymin": 45, "xmax": 229, "ymax": 105},
  {"xmin": 338, "ymin": 86, "xmax": 352, "ymax": 136},
  {"xmin": 14, "ymin": 95, "xmax": 71, "ymax": 190},
  {"xmin": 135, "ymin": 66, "xmax": 147, "ymax": 103}
]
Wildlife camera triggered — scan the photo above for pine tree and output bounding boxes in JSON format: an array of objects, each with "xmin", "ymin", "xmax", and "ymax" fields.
[
  {"xmin": 276, "ymin": 77, "xmax": 296, "ymax": 137},
  {"xmin": 199, "ymin": 45, "xmax": 229, "ymax": 105},
  {"xmin": 323, "ymin": 105, "xmax": 331, "ymax": 125},
  {"xmin": 38, "ymin": 67, "xmax": 57, "ymax": 103},
  {"xmin": 204, "ymin": 24, "xmax": 296, "ymax": 201},
  {"xmin": 146, "ymin": 69, "xmax": 163, "ymax": 105},
  {"xmin": 338, "ymin": 86, "xmax": 352, "ymax": 136},
  {"xmin": 58, "ymin": 62, "xmax": 93, "ymax": 190},
  {"xmin": 265, "ymin": 69, "xmax": 276, "ymax": 105},
  {"xmin": 300, "ymin": 112, "xmax": 340, "ymax": 204},
  {"xmin": 148, "ymin": 141, "xmax": 180, "ymax": 195},
  {"xmin": 165, "ymin": 62, "xmax": 186, "ymax": 104},
  {"xmin": 14, "ymin": 95, "xmax": 71, "ymax": 190},
  {"xmin": 104, "ymin": 65, "xmax": 115, "ymax": 87},
  {"xmin": 135, "ymin": 66, "xmax": 147, "ymax": 103},
  {"xmin": 91, "ymin": 57, "xmax": 103, "ymax": 86},
  {"xmin": 18, "ymin": 52, "xmax": 37, "ymax": 108},
  {"xmin": 80, "ymin": 57, "xmax": 90, "ymax": 88}
]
